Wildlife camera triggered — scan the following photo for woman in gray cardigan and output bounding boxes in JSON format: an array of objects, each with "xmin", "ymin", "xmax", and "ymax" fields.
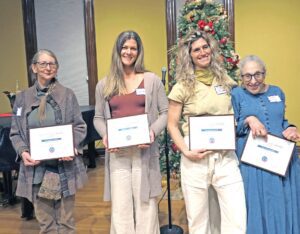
[
  {"xmin": 10, "ymin": 49, "xmax": 87, "ymax": 233},
  {"xmin": 94, "ymin": 31, "xmax": 168, "ymax": 234}
]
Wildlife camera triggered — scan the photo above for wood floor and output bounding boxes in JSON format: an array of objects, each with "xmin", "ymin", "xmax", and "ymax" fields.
[{"xmin": 0, "ymin": 156, "xmax": 188, "ymax": 234}]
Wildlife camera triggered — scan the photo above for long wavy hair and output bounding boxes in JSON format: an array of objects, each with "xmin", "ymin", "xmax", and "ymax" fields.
[
  {"xmin": 174, "ymin": 29, "xmax": 233, "ymax": 94},
  {"xmin": 103, "ymin": 31, "xmax": 146, "ymax": 99}
]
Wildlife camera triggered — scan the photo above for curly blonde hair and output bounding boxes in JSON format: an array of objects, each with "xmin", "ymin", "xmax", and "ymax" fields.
[{"xmin": 173, "ymin": 29, "xmax": 234, "ymax": 93}]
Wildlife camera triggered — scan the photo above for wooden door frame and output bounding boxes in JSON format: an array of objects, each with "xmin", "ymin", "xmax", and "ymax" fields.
[
  {"xmin": 22, "ymin": 0, "xmax": 37, "ymax": 85},
  {"xmin": 165, "ymin": 0, "xmax": 235, "ymax": 82},
  {"xmin": 22, "ymin": 0, "xmax": 98, "ymax": 105},
  {"xmin": 84, "ymin": 0, "xmax": 98, "ymax": 105}
]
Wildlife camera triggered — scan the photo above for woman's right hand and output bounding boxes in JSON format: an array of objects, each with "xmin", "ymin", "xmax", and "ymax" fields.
[
  {"xmin": 245, "ymin": 116, "xmax": 267, "ymax": 138},
  {"xmin": 103, "ymin": 135, "xmax": 119, "ymax": 153},
  {"xmin": 168, "ymin": 100, "xmax": 211, "ymax": 161},
  {"xmin": 21, "ymin": 151, "xmax": 40, "ymax": 166},
  {"xmin": 182, "ymin": 149, "xmax": 212, "ymax": 161}
]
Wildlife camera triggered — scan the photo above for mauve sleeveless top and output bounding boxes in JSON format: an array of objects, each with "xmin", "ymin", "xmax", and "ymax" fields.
[{"xmin": 109, "ymin": 80, "xmax": 145, "ymax": 118}]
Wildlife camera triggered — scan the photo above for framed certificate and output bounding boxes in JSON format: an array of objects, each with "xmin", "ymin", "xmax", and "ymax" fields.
[
  {"xmin": 29, "ymin": 124, "xmax": 74, "ymax": 160},
  {"xmin": 189, "ymin": 115, "xmax": 235, "ymax": 150},
  {"xmin": 241, "ymin": 132, "xmax": 295, "ymax": 176},
  {"xmin": 107, "ymin": 114, "xmax": 150, "ymax": 149}
]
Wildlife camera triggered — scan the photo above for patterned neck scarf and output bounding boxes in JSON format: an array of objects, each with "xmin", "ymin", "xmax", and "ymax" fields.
[{"xmin": 36, "ymin": 78, "xmax": 56, "ymax": 122}]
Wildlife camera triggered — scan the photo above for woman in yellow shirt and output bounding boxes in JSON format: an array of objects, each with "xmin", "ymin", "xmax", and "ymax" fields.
[{"xmin": 168, "ymin": 30, "xmax": 246, "ymax": 234}]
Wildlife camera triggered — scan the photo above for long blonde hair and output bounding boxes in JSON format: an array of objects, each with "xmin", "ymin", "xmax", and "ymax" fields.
[
  {"xmin": 103, "ymin": 31, "xmax": 146, "ymax": 99},
  {"xmin": 173, "ymin": 29, "xmax": 234, "ymax": 93}
]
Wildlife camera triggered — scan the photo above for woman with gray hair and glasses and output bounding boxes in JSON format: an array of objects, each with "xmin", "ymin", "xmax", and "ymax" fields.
[
  {"xmin": 10, "ymin": 49, "xmax": 87, "ymax": 233},
  {"xmin": 231, "ymin": 54, "xmax": 300, "ymax": 234}
]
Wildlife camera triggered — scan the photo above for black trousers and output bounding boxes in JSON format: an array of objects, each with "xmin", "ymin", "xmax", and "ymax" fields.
[{"xmin": 21, "ymin": 197, "xmax": 34, "ymax": 220}]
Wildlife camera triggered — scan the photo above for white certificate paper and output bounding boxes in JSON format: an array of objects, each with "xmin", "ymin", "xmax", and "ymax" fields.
[
  {"xmin": 29, "ymin": 124, "xmax": 74, "ymax": 160},
  {"xmin": 107, "ymin": 114, "xmax": 150, "ymax": 149},
  {"xmin": 189, "ymin": 115, "xmax": 235, "ymax": 150},
  {"xmin": 241, "ymin": 132, "xmax": 295, "ymax": 176}
]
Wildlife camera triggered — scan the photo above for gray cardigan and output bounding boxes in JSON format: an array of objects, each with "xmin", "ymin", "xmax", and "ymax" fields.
[
  {"xmin": 10, "ymin": 80, "xmax": 88, "ymax": 202},
  {"xmin": 93, "ymin": 72, "xmax": 168, "ymax": 202}
]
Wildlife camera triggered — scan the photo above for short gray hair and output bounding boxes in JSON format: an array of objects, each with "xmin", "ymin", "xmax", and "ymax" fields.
[{"xmin": 238, "ymin": 55, "xmax": 266, "ymax": 75}]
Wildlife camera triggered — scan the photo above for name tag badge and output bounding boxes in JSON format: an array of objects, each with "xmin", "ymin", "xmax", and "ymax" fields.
[
  {"xmin": 214, "ymin": 85, "xmax": 227, "ymax": 95},
  {"xmin": 16, "ymin": 107, "xmax": 22, "ymax": 116},
  {"xmin": 136, "ymin": 88, "xmax": 146, "ymax": 95},
  {"xmin": 268, "ymin": 95, "xmax": 281, "ymax": 102}
]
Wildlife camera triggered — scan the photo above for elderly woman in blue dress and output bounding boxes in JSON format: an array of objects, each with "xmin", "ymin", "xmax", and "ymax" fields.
[{"xmin": 231, "ymin": 55, "xmax": 300, "ymax": 234}]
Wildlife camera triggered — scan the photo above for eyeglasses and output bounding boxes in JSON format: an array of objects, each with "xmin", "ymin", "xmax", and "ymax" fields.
[
  {"xmin": 35, "ymin": 62, "xmax": 58, "ymax": 69},
  {"xmin": 241, "ymin": 72, "xmax": 265, "ymax": 82}
]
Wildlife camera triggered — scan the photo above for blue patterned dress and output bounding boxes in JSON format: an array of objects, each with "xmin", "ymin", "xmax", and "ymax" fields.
[{"xmin": 231, "ymin": 85, "xmax": 300, "ymax": 234}]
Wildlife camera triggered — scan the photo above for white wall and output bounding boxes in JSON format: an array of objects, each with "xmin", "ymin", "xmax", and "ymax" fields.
[{"xmin": 35, "ymin": 0, "xmax": 89, "ymax": 105}]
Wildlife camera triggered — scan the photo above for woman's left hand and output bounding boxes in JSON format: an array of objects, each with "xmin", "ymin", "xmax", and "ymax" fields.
[
  {"xmin": 59, "ymin": 156, "xmax": 74, "ymax": 161},
  {"xmin": 138, "ymin": 129, "xmax": 155, "ymax": 149},
  {"xmin": 58, "ymin": 148, "xmax": 78, "ymax": 161},
  {"xmin": 283, "ymin": 126, "xmax": 300, "ymax": 142}
]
